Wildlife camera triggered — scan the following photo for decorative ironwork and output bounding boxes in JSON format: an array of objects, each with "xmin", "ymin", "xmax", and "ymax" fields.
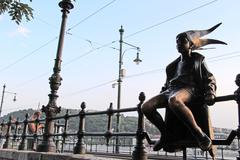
[
  {"xmin": 0, "ymin": 73, "xmax": 239, "ymax": 160},
  {"xmin": 74, "ymin": 102, "xmax": 86, "ymax": 154},
  {"xmin": 235, "ymin": 74, "xmax": 240, "ymax": 160},
  {"xmin": 37, "ymin": 0, "xmax": 73, "ymax": 152},
  {"xmin": 132, "ymin": 92, "xmax": 147, "ymax": 160},
  {"xmin": 18, "ymin": 113, "xmax": 29, "ymax": 150}
]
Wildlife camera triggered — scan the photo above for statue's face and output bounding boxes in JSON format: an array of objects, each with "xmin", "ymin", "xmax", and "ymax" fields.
[
  {"xmin": 235, "ymin": 74, "xmax": 240, "ymax": 86},
  {"xmin": 176, "ymin": 35, "xmax": 191, "ymax": 54}
]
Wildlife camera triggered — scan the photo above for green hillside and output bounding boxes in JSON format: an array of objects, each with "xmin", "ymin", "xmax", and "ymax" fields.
[{"xmin": 0, "ymin": 108, "xmax": 159, "ymax": 135}]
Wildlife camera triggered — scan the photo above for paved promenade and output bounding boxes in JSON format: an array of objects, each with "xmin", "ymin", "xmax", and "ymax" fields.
[{"xmin": 0, "ymin": 149, "xmax": 183, "ymax": 160}]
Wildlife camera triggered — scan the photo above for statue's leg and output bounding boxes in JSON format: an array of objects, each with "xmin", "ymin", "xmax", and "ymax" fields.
[
  {"xmin": 142, "ymin": 94, "xmax": 168, "ymax": 151},
  {"xmin": 168, "ymin": 88, "xmax": 212, "ymax": 151}
]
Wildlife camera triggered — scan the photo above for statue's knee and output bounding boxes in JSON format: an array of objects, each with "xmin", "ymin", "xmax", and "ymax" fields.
[
  {"xmin": 168, "ymin": 96, "xmax": 181, "ymax": 108},
  {"xmin": 141, "ymin": 103, "xmax": 148, "ymax": 114},
  {"xmin": 141, "ymin": 102, "xmax": 152, "ymax": 115}
]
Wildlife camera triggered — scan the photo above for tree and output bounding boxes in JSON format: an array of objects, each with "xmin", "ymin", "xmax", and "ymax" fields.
[{"xmin": 0, "ymin": 0, "xmax": 33, "ymax": 24}]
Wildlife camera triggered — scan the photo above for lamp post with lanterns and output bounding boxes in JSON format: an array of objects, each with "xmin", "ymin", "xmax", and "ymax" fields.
[
  {"xmin": 0, "ymin": 84, "xmax": 17, "ymax": 117},
  {"xmin": 36, "ymin": 0, "xmax": 74, "ymax": 152},
  {"xmin": 115, "ymin": 26, "xmax": 142, "ymax": 153}
]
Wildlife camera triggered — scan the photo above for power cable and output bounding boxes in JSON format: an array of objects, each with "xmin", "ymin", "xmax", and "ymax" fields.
[
  {"xmin": 1, "ymin": 0, "xmax": 119, "ymax": 88},
  {"xmin": 208, "ymin": 54, "xmax": 240, "ymax": 63},
  {"xmin": 67, "ymin": 50, "xmax": 240, "ymax": 96},
  {"xmin": 0, "ymin": 0, "xmax": 117, "ymax": 74},
  {"xmin": 62, "ymin": 41, "xmax": 117, "ymax": 66},
  {"xmin": 12, "ymin": 40, "xmax": 117, "ymax": 89},
  {"xmin": 0, "ymin": 36, "xmax": 58, "ymax": 73},
  {"xmin": 2, "ymin": 0, "xmax": 224, "ymax": 90},
  {"xmin": 66, "ymin": 33, "xmax": 118, "ymax": 51},
  {"xmin": 13, "ymin": 71, "xmax": 50, "ymax": 89},
  {"xmin": 66, "ymin": 79, "xmax": 117, "ymax": 96},
  {"xmin": 125, "ymin": 0, "xmax": 219, "ymax": 39},
  {"xmin": 1, "ymin": 0, "xmax": 219, "ymax": 74},
  {"xmin": 63, "ymin": 0, "xmax": 220, "ymax": 66},
  {"xmin": 35, "ymin": 16, "xmax": 58, "ymax": 29},
  {"xmin": 208, "ymin": 51, "xmax": 240, "ymax": 60},
  {"xmin": 67, "ymin": 0, "xmax": 117, "ymax": 32}
]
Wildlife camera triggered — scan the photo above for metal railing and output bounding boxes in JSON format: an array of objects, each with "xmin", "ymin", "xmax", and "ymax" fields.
[
  {"xmin": 143, "ymin": 73, "xmax": 240, "ymax": 160},
  {"xmin": 0, "ymin": 92, "xmax": 147, "ymax": 160},
  {"xmin": 0, "ymin": 74, "xmax": 239, "ymax": 160}
]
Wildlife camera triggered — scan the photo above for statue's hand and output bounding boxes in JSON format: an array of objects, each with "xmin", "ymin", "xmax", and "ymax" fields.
[{"xmin": 204, "ymin": 94, "xmax": 215, "ymax": 106}]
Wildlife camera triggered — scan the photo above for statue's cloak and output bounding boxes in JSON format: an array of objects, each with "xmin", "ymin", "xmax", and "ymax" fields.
[
  {"xmin": 163, "ymin": 100, "xmax": 215, "ymax": 157},
  {"xmin": 161, "ymin": 52, "xmax": 216, "ymax": 157}
]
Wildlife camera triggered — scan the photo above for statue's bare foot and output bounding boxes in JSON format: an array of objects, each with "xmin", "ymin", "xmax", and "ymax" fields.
[
  {"xmin": 153, "ymin": 136, "xmax": 166, "ymax": 151},
  {"xmin": 197, "ymin": 133, "xmax": 212, "ymax": 151}
]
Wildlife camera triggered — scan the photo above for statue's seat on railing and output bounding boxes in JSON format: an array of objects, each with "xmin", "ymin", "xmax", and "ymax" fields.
[
  {"xmin": 145, "ymin": 129, "xmax": 239, "ymax": 160},
  {"xmin": 143, "ymin": 75, "xmax": 240, "ymax": 160},
  {"xmin": 145, "ymin": 129, "xmax": 238, "ymax": 149}
]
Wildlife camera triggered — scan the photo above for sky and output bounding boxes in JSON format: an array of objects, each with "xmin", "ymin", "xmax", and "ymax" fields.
[{"xmin": 0, "ymin": 0, "xmax": 239, "ymax": 130}]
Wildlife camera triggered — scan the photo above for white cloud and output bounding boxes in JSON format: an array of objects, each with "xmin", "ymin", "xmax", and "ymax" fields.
[
  {"xmin": 17, "ymin": 26, "xmax": 31, "ymax": 37},
  {"xmin": 8, "ymin": 25, "xmax": 31, "ymax": 37}
]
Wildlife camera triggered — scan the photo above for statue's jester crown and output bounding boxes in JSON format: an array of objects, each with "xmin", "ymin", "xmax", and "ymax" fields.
[{"xmin": 177, "ymin": 23, "xmax": 227, "ymax": 50}]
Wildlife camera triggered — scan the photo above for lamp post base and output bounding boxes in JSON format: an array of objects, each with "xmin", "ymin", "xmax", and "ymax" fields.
[
  {"xmin": 132, "ymin": 147, "xmax": 147, "ymax": 160},
  {"xmin": 73, "ymin": 144, "xmax": 86, "ymax": 154},
  {"xmin": 37, "ymin": 140, "xmax": 56, "ymax": 152}
]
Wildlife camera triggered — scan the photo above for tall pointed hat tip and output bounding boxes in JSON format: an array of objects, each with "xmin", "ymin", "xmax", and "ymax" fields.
[{"xmin": 208, "ymin": 22, "xmax": 223, "ymax": 33}]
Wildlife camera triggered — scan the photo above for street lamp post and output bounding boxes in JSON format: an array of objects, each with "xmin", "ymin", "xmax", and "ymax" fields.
[
  {"xmin": 37, "ymin": 0, "xmax": 73, "ymax": 152},
  {"xmin": 115, "ymin": 26, "xmax": 142, "ymax": 153},
  {"xmin": 0, "ymin": 84, "xmax": 17, "ymax": 117}
]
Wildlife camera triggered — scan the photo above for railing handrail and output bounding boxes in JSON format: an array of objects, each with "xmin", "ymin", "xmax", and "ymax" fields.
[
  {"xmin": 0, "ymin": 73, "xmax": 239, "ymax": 160},
  {"xmin": 0, "ymin": 92, "xmax": 147, "ymax": 159}
]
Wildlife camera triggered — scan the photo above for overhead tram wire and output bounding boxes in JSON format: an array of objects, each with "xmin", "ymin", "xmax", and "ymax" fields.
[
  {"xmin": 66, "ymin": 79, "xmax": 117, "ymax": 96},
  {"xmin": 66, "ymin": 0, "xmax": 117, "ymax": 32},
  {"xmin": 0, "ymin": 0, "xmax": 220, "ymax": 75},
  {"xmin": 63, "ymin": 0, "xmax": 220, "ymax": 67},
  {"xmin": 12, "ymin": 39, "xmax": 118, "ymax": 89},
  {"xmin": 62, "ymin": 41, "xmax": 117, "ymax": 66},
  {"xmin": 124, "ymin": 0, "xmax": 219, "ymax": 39},
  {"xmin": 208, "ymin": 50, "xmax": 240, "ymax": 60},
  {"xmin": 66, "ymin": 50, "xmax": 240, "ymax": 96},
  {"xmin": 64, "ymin": 68, "xmax": 165, "ymax": 97},
  {"xmin": 8, "ymin": 0, "xmax": 221, "ymax": 90},
  {"xmin": 125, "ymin": 68, "xmax": 165, "ymax": 79},
  {"xmin": 13, "ymin": 71, "xmax": 51, "ymax": 89},
  {"xmin": 6, "ymin": 0, "xmax": 118, "ymax": 89},
  {"xmin": 35, "ymin": 15, "xmax": 58, "ymax": 29},
  {"xmin": 2, "ymin": 0, "xmax": 218, "ymax": 73},
  {"xmin": 62, "ymin": 0, "xmax": 220, "ymax": 67},
  {"xmin": 208, "ymin": 54, "xmax": 240, "ymax": 63},
  {"xmin": 0, "ymin": 36, "xmax": 58, "ymax": 73},
  {"xmin": 0, "ymin": 0, "xmax": 117, "ymax": 74}
]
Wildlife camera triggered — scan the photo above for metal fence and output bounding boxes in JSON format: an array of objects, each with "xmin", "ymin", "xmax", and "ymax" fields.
[
  {"xmin": 0, "ymin": 92, "xmax": 147, "ymax": 160},
  {"xmin": 0, "ymin": 74, "xmax": 240, "ymax": 160}
]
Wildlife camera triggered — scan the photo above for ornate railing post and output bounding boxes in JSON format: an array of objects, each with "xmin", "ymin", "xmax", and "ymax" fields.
[
  {"xmin": 74, "ymin": 102, "xmax": 86, "ymax": 154},
  {"xmin": 18, "ymin": 113, "xmax": 29, "ymax": 150},
  {"xmin": 13, "ymin": 118, "xmax": 19, "ymax": 147},
  {"xmin": 54, "ymin": 120, "xmax": 61, "ymax": 152},
  {"xmin": 61, "ymin": 109, "xmax": 69, "ymax": 152},
  {"xmin": 105, "ymin": 103, "xmax": 113, "ymax": 146},
  {"xmin": 3, "ymin": 116, "xmax": 12, "ymax": 149},
  {"xmin": 32, "ymin": 114, "xmax": 40, "ymax": 150},
  {"xmin": 132, "ymin": 92, "xmax": 147, "ymax": 160},
  {"xmin": 235, "ymin": 74, "xmax": 240, "ymax": 160},
  {"xmin": 0, "ymin": 120, "xmax": 5, "ymax": 148},
  {"xmin": 37, "ymin": 0, "xmax": 73, "ymax": 152}
]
